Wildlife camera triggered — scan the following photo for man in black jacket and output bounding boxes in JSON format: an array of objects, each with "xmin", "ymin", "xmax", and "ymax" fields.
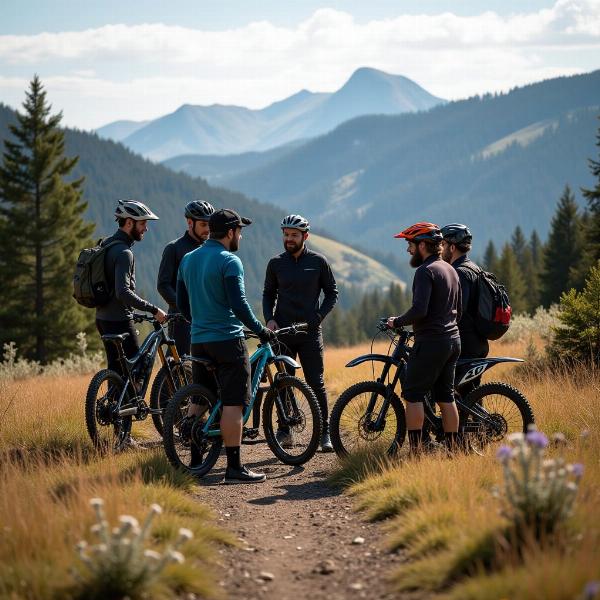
[
  {"xmin": 157, "ymin": 201, "xmax": 214, "ymax": 355},
  {"xmin": 96, "ymin": 199, "xmax": 167, "ymax": 378},
  {"xmin": 263, "ymin": 214, "xmax": 338, "ymax": 452},
  {"xmin": 386, "ymin": 222, "xmax": 461, "ymax": 454}
]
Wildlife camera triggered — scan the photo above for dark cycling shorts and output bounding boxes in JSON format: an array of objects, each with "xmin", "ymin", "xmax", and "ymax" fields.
[
  {"xmin": 402, "ymin": 337, "xmax": 461, "ymax": 404},
  {"xmin": 191, "ymin": 338, "xmax": 250, "ymax": 408}
]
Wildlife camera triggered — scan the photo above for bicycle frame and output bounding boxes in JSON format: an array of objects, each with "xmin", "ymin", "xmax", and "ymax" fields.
[
  {"xmin": 104, "ymin": 318, "xmax": 184, "ymax": 418},
  {"xmin": 199, "ymin": 341, "xmax": 301, "ymax": 437}
]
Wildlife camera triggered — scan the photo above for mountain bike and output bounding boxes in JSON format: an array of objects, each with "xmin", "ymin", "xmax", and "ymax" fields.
[
  {"xmin": 85, "ymin": 313, "xmax": 191, "ymax": 451},
  {"xmin": 330, "ymin": 320, "xmax": 534, "ymax": 457},
  {"xmin": 162, "ymin": 323, "xmax": 322, "ymax": 477}
]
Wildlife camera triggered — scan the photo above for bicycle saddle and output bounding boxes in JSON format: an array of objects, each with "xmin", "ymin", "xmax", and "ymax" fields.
[{"xmin": 101, "ymin": 333, "xmax": 131, "ymax": 343}]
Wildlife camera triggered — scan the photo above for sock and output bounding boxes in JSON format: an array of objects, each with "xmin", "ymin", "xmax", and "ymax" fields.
[
  {"xmin": 408, "ymin": 429, "xmax": 423, "ymax": 453},
  {"xmin": 225, "ymin": 446, "xmax": 242, "ymax": 470},
  {"xmin": 444, "ymin": 432, "xmax": 459, "ymax": 452}
]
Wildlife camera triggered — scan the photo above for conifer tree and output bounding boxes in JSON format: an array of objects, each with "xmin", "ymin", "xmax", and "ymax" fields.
[
  {"xmin": 510, "ymin": 226, "xmax": 528, "ymax": 270},
  {"xmin": 496, "ymin": 243, "xmax": 527, "ymax": 314},
  {"xmin": 0, "ymin": 76, "xmax": 95, "ymax": 362},
  {"xmin": 539, "ymin": 185, "xmax": 584, "ymax": 307},
  {"xmin": 482, "ymin": 240, "xmax": 499, "ymax": 272},
  {"xmin": 529, "ymin": 230, "xmax": 544, "ymax": 272}
]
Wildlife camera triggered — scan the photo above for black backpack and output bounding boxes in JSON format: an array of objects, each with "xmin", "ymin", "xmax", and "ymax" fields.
[
  {"xmin": 73, "ymin": 240, "xmax": 124, "ymax": 308},
  {"xmin": 461, "ymin": 264, "xmax": 512, "ymax": 340}
]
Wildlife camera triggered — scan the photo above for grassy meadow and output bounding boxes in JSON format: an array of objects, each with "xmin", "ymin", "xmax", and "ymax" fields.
[
  {"xmin": 327, "ymin": 336, "xmax": 600, "ymax": 600},
  {"xmin": 1, "ymin": 334, "xmax": 599, "ymax": 599}
]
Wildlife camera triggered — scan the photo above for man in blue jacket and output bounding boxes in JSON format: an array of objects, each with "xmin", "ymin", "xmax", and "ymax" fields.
[{"xmin": 177, "ymin": 209, "xmax": 275, "ymax": 484}]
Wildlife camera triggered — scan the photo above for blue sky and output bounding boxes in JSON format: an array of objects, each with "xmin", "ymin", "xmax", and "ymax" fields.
[{"xmin": 1, "ymin": 1, "xmax": 599, "ymax": 129}]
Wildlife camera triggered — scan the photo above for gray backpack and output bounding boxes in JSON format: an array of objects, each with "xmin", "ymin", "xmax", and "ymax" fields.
[{"xmin": 73, "ymin": 240, "xmax": 124, "ymax": 308}]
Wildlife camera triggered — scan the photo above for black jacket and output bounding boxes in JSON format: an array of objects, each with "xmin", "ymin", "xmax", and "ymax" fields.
[
  {"xmin": 96, "ymin": 229, "xmax": 157, "ymax": 321},
  {"xmin": 263, "ymin": 246, "xmax": 338, "ymax": 330},
  {"xmin": 157, "ymin": 232, "xmax": 201, "ymax": 310}
]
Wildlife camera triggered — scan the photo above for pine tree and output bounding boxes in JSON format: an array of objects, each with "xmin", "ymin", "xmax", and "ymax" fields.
[
  {"xmin": 539, "ymin": 185, "xmax": 584, "ymax": 307},
  {"xmin": 496, "ymin": 243, "xmax": 527, "ymax": 314},
  {"xmin": 0, "ymin": 76, "xmax": 95, "ymax": 362},
  {"xmin": 510, "ymin": 226, "xmax": 528, "ymax": 270},
  {"xmin": 529, "ymin": 230, "xmax": 544, "ymax": 272},
  {"xmin": 482, "ymin": 240, "xmax": 499, "ymax": 272},
  {"xmin": 571, "ymin": 118, "xmax": 600, "ymax": 288}
]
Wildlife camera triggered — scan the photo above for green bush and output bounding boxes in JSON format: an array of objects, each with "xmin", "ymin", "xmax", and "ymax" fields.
[{"xmin": 550, "ymin": 261, "xmax": 600, "ymax": 365}]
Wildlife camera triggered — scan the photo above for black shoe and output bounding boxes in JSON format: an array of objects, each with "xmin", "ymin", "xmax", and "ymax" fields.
[{"xmin": 223, "ymin": 465, "xmax": 266, "ymax": 484}]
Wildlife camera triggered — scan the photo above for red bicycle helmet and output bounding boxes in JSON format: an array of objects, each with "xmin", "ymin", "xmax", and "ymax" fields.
[{"xmin": 394, "ymin": 222, "xmax": 442, "ymax": 242}]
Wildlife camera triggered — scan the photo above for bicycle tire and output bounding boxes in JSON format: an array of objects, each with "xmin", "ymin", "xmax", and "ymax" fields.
[
  {"xmin": 85, "ymin": 369, "xmax": 133, "ymax": 452},
  {"xmin": 459, "ymin": 381, "xmax": 534, "ymax": 454},
  {"xmin": 262, "ymin": 375, "xmax": 322, "ymax": 465},
  {"xmin": 149, "ymin": 358, "xmax": 192, "ymax": 437},
  {"xmin": 162, "ymin": 383, "xmax": 222, "ymax": 477},
  {"xmin": 330, "ymin": 380, "xmax": 406, "ymax": 458}
]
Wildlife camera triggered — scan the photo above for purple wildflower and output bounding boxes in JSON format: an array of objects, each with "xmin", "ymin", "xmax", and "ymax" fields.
[
  {"xmin": 572, "ymin": 463, "xmax": 585, "ymax": 477},
  {"xmin": 496, "ymin": 445, "xmax": 512, "ymax": 462},
  {"xmin": 584, "ymin": 580, "xmax": 600, "ymax": 599},
  {"xmin": 526, "ymin": 430, "xmax": 549, "ymax": 449}
]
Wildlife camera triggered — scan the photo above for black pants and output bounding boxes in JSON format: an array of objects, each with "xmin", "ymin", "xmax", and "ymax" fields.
[
  {"xmin": 279, "ymin": 331, "xmax": 329, "ymax": 431},
  {"xmin": 459, "ymin": 331, "xmax": 490, "ymax": 396},
  {"xmin": 168, "ymin": 315, "xmax": 191, "ymax": 357},
  {"xmin": 96, "ymin": 319, "xmax": 139, "ymax": 378}
]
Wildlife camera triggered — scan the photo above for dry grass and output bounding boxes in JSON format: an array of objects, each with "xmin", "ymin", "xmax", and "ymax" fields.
[
  {"xmin": 0, "ymin": 374, "xmax": 231, "ymax": 600},
  {"xmin": 326, "ymin": 337, "xmax": 600, "ymax": 600}
]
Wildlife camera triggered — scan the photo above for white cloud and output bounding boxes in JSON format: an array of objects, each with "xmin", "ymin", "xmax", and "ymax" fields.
[{"xmin": 0, "ymin": 0, "xmax": 598, "ymax": 129}]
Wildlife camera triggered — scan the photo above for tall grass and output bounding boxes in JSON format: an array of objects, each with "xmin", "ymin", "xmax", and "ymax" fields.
[{"xmin": 329, "ymin": 337, "xmax": 600, "ymax": 599}]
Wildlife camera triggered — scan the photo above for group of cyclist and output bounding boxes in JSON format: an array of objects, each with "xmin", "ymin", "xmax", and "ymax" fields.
[
  {"xmin": 95, "ymin": 197, "xmax": 487, "ymax": 481},
  {"xmin": 96, "ymin": 199, "xmax": 338, "ymax": 483}
]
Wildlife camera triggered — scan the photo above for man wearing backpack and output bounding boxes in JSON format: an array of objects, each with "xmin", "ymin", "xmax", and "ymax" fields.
[
  {"xmin": 386, "ymin": 222, "xmax": 462, "ymax": 454},
  {"xmin": 440, "ymin": 224, "xmax": 489, "ymax": 362},
  {"xmin": 157, "ymin": 200, "xmax": 215, "ymax": 356},
  {"xmin": 95, "ymin": 200, "xmax": 167, "ymax": 379}
]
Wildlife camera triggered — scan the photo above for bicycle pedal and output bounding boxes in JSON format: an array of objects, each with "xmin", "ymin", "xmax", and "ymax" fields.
[{"xmin": 242, "ymin": 427, "xmax": 259, "ymax": 439}]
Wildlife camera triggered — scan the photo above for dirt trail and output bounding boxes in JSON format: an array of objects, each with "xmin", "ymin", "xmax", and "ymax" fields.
[{"xmin": 193, "ymin": 442, "xmax": 404, "ymax": 600}]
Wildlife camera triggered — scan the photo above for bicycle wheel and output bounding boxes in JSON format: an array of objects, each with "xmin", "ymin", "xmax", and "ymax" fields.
[
  {"xmin": 262, "ymin": 375, "xmax": 322, "ymax": 465},
  {"xmin": 149, "ymin": 358, "xmax": 192, "ymax": 437},
  {"xmin": 162, "ymin": 383, "xmax": 222, "ymax": 477},
  {"xmin": 460, "ymin": 382, "xmax": 534, "ymax": 454},
  {"xmin": 85, "ymin": 369, "xmax": 133, "ymax": 452},
  {"xmin": 330, "ymin": 381, "xmax": 406, "ymax": 458}
]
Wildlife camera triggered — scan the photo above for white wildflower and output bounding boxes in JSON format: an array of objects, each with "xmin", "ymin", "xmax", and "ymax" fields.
[
  {"xmin": 144, "ymin": 550, "xmax": 162, "ymax": 561},
  {"xmin": 178, "ymin": 528, "xmax": 194, "ymax": 541},
  {"xmin": 119, "ymin": 515, "xmax": 139, "ymax": 529},
  {"xmin": 150, "ymin": 504, "xmax": 163, "ymax": 515},
  {"xmin": 89, "ymin": 498, "xmax": 104, "ymax": 508},
  {"xmin": 168, "ymin": 550, "xmax": 185, "ymax": 564}
]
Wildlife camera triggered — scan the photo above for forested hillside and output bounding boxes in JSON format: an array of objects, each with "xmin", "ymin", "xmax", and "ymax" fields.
[
  {"xmin": 0, "ymin": 103, "xmax": 402, "ymax": 307},
  {"xmin": 223, "ymin": 71, "xmax": 600, "ymax": 252}
]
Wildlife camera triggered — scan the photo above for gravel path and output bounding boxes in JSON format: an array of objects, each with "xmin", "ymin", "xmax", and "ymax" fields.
[{"xmin": 192, "ymin": 441, "xmax": 404, "ymax": 600}]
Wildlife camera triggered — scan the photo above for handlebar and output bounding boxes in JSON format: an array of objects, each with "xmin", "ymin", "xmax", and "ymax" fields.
[
  {"xmin": 132, "ymin": 312, "xmax": 188, "ymax": 325},
  {"xmin": 244, "ymin": 322, "xmax": 308, "ymax": 340}
]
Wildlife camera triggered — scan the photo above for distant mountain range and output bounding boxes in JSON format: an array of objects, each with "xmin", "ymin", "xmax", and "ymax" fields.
[
  {"xmin": 0, "ymin": 103, "xmax": 403, "ymax": 307},
  {"xmin": 96, "ymin": 68, "xmax": 444, "ymax": 160},
  {"xmin": 211, "ymin": 71, "xmax": 600, "ymax": 253}
]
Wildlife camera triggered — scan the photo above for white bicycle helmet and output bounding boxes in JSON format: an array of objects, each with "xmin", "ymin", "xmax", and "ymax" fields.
[
  {"xmin": 281, "ymin": 214, "xmax": 310, "ymax": 232},
  {"xmin": 114, "ymin": 199, "xmax": 159, "ymax": 221}
]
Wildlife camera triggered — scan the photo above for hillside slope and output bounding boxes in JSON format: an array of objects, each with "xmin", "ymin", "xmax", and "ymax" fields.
[{"xmin": 223, "ymin": 71, "xmax": 600, "ymax": 251}]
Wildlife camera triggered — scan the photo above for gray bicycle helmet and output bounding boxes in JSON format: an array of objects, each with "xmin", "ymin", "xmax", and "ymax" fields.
[
  {"xmin": 185, "ymin": 200, "xmax": 215, "ymax": 221},
  {"xmin": 114, "ymin": 199, "xmax": 159, "ymax": 221},
  {"xmin": 440, "ymin": 223, "xmax": 472, "ymax": 245},
  {"xmin": 281, "ymin": 214, "xmax": 310, "ymax": 232}
]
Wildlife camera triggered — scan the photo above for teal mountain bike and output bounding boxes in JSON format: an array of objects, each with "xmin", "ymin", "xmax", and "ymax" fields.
[{"xmin": 162, "ymin": 324, "xmax": 322, "ymax": 477}]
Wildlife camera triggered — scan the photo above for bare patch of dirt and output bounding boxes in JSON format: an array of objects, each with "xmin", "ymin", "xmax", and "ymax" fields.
[{"xmin": 193, "ymin": 442, "xmax": 406, "ymax": 600}]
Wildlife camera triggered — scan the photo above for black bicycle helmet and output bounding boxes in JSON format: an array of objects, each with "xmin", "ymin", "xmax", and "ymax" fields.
[
  {"xmin": 114, "ymin": 199, "xmax": 159, "ymax": 221},
  {"xmin": 440, "ymin": 223, "xmax": 472, "ymax": 245},
  {"xmin": 281, "ymin": 214, "xmax": 310, "ymax": 232},
  {"xmin": 185, "ymin": 200, "xmax": 215, "ymax": 221}
]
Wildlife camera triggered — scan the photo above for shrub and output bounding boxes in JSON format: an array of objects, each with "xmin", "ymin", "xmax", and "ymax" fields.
[
  {"xmin": 71, "ymin": 497, "xmax": 194, "ymax": 600},
  {"xmin": 500, "ymin": 306, "xmax": 560, "ymax": 345},
  {"xmin": 549, "ymin": 262, "xmax": 600, "ymax": 365},
  {"xmin": 495, "ymin": 427, "xmax": 584, "ymax": 539}
]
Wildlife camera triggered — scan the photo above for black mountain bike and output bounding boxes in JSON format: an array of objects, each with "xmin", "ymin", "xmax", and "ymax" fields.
[
  {"xmin": 163, "ymin": 324, "xmax": 322, "ymax": 477},
  {"xmin": 330, "ymin": 320, "xmax": 534, "ymax": 457},
  {"xmin": 86, "ymin": 313, "xmax": 191, "ymax": 451}
]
